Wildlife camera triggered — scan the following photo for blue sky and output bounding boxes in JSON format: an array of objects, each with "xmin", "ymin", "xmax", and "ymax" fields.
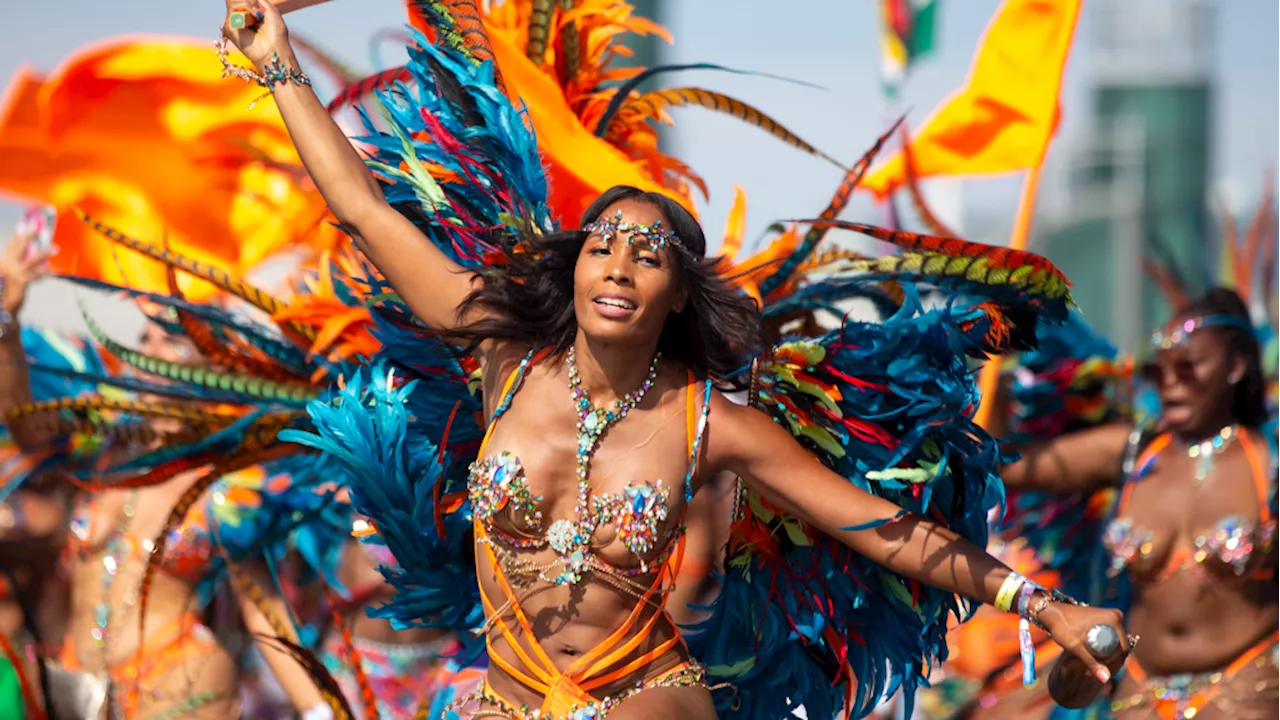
[{"xmin": 0, "ymin": 0, "xmax": 1275, "ymax": 331}]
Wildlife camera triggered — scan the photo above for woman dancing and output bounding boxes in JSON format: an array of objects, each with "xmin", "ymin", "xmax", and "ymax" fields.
[
  {"xmin": 221, "ymin": 2, "xmax": 1129, "ymax": 718},
  {"xmin": 1001, "ymin": 287, "xmax": 1277, "ymax": 720},
  {"xmin": 0, "ymin": 223, "xmax": 341, "ymax": 718}
]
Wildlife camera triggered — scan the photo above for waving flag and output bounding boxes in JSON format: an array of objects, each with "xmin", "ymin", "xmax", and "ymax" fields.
[
  {"xmin": 863, "ymin": 0, "xmax": 1082, "ymax": 198},
  {"xmin": 880, "ymin": 0, "xmax": 939, "ymax": 97}
]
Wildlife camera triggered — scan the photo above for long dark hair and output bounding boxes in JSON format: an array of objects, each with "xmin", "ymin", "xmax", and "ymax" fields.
[
  {"xmin": 1178, "ymin": 286, "xmax": 1267, "ymax": 428},
  {"xmin": 448, "ymin": 186, "xmax": 762, "ymax": 379}
]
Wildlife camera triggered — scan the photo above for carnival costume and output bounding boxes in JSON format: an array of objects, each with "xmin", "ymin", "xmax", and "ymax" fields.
[
  {"xmin": 0, "ymin": 257, "xmax": 363, "ymax": 716},
  {"xmin": 0, "ymin": 326, "xmax": 106, "ymax": 718},
  {"xmin": 272, "ymin": 5, "xmax": 1075, "ymax": 719},
  {"xmin": 985, "ymin": 270, "xmax": 1277, "ymax": 718},
  {"xmin": 21, "ymin": 2, "xmax": 1085, "ymax": 718}
]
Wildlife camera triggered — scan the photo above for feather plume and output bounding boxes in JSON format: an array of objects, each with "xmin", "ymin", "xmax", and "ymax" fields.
[
  {"xmin": 592, "ymin": 63, "xmax": 823, "ymax": 137},
  {"xmin": 606, "ymin": 87, "xmax": 844, "ymax": 170},
  {"xmin": 756, "ymin": 116, "xmax": 905, "ymax": 299}
]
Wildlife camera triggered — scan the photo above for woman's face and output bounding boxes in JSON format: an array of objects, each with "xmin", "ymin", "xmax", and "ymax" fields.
[
  {"xmin": 139, "ymin": 322, "xmax": 199, "ymax": 365},
  {"xmin": 572, "ymin": 198, "xmax": 688, "ymax": 347},
  {"xmin": 1144, "ymin": 323, "xmax": 1244, "ymax": 435},
  {"xmin": 135, "ymin": 322, "xmax": 202, "ymax": 410}
]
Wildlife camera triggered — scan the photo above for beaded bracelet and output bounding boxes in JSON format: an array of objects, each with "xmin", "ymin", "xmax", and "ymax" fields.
[{"xmin": 215, "ymin": 37, "xmax": 311, "ymax": 109}]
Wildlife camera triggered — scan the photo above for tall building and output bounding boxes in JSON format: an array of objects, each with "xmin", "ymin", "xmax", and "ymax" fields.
[{"xmin": 1035, "ymin": 0, "xmax": 1214, "ymax": 350}]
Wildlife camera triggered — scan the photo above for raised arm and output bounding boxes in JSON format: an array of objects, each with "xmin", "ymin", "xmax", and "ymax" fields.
[
  {"xmin": 0, "ymin": 229, "xmax": 58, "ymax": 451},
  {"xmin": 708, "ymin": 396, "xmax": 1128, "ymax": 682},
  {"xmin": 221, "ymin": 0, "xmax": 479, "ymax": 332}
]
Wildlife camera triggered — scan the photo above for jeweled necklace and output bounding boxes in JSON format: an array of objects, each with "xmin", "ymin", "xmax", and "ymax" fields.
[
  {"xmin": 78, "ymin": 489, "xmax": 139, "ymax": 670},
  {"xmin": 543, "ymin": 347, "xmax": 660, "ymax": 585},
  {"xmin": 1185, "ymin": 424, "xmax": 1239, "ymax": 487}
]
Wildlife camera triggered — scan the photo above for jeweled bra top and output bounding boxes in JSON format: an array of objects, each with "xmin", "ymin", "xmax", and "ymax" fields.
[
  {"xmin": 467, "ymin": 350, "xmax": 711, "ymax": 587},
  {"xmin": 1102, "ymin": 430, "xmax": 1276, "ymax": 582}
]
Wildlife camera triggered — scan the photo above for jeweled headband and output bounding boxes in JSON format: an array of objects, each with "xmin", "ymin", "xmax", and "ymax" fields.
[
  {"xmin": 1150, "ymin": 314, "xmax": 1256, "ymax": 350},
  {"xmin": 581, "ymin": 210, "xmax": 681, "ymax": 252}
]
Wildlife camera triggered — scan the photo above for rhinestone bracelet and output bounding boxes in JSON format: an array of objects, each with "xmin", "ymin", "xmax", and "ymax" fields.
[{"xmin": 215, "ymin": 37, "xmax": 311, "ymax": 108}]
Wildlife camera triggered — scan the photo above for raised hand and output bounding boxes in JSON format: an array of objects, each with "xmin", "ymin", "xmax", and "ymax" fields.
[
  {"xmin": 221, "ymin": 0, "xmax": 290, "ymax": 66},
  {"xmin": 0, "ymin": 224, "xmax": 52, "ymax": 321}
]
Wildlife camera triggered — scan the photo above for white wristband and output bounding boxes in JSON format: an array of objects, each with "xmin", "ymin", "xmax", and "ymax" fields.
[{"xmin": 301, "ymin": 704, "xmax": 335, "ymax": 720}]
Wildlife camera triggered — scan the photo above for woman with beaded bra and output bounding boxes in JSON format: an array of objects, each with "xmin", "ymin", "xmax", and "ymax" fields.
[
  {"xmin": 1000, "ymin": 287, "xmax": 1278, "ymax": 720},
  {"xmin": 221, "ymin": 3, "xmax": 1136, "ymax": 718},
  {"xmin": 0, "ymin": 225, "xmax": 339, "ymax": 719}
]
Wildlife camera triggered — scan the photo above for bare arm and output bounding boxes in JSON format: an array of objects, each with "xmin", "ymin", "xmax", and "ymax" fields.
[
  {"xmin": 222, "ymin": 0, "xmax": 479, "ymax": 332},
  {"xmin": 237, "ymin": 565, "xmax": 325, "ymax": 712},
  {"xmin": 0, "ymin": 228, "xmax": 58, "ymax": 451},
  {"xmin": 708, "ymin": 395, "xmax": 1128, "ymax": 679},
  {"xmin": 983, "ymin": 368, "xmax": 1131, "ymax": 494},
  {"xmin": 1000, "ymin": 423, "xmax": 1132, "ymax": 494}
]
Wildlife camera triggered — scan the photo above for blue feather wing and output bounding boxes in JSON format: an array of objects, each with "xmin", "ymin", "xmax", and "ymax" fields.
[
  {"xmin": 281, "ymin": 364, "xmax": 484, "ymax": 643},
  {"xmin": 687, "ymin": 288, "xmax": 1009, "ymax": 720}
]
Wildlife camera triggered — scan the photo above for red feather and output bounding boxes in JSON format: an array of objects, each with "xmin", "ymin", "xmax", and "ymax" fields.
[{"xmin": 327, "ymin": 67, "xmax": 414, "ymax": 113}]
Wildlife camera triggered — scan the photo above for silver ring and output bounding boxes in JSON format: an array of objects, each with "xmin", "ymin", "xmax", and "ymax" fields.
[{"xmin": 1085, "ymin": 624, "xmax": 1121, "ymax": 656}]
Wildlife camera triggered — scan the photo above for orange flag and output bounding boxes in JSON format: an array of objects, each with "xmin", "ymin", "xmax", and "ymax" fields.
[
  {"xmin": 860, "ymin": 0, "xmax": 1083, "ymax": 199},
  {"xmin": 0, "ymin": 37, "xmax": 342, "ymax": 300}
]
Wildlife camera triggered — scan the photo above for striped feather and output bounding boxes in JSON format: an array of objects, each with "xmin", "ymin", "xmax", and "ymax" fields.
[
  {"xmin": 526, "ymin": 0, "xmax": 555, "ymax": 64},
  {"xmin": 592, "ymin": 63, "xmax": 823, "ymax": 138},
  {"xmin": 556, "ymin": 0, "xmax": 580, "ymax": 85},
  {"xmin": 442, "ymin": 0, "xmax": 506, "ymax": 92},
  {"xmin": 323, "ymin": 587, "xmax": 379, "ymax": 719},
  {"xmin": 756, "ymin": 117, "xmax": 904, "ymax": 298},
  {"xmin": 80, "ymin": 310, "xmax": 320, "ymax": 407},
  {"xmin": 226, "ymin": 564, "xmax": 356, "ymax": 719},
  {"xmin": 5, "ymin": 397, "xmax": 237, "ymax": 425},
  {"xmin": 407, "ymin": 0, "xmax": 471, "ymax": 57},
  {"xmin": 164, "ymin": 267, "xmax": 304, "ymax": 384},
  {"xmin": 75, "ymin": 211, "xmax": 317, "ymax": 343},
  {"xmin": 56, "ymin": 275, "xmax": 313, "ymax": 373},
  {"xmin": 23, "ymin": 364, "xmax": 248, "ymax": 405},
  {"xmin": 608, "ymin": 87, "xmax": 843, "ymax": 170},
  {"xmin": 327, "ymin": 66, "xmax": 413, "ymax": 113}
]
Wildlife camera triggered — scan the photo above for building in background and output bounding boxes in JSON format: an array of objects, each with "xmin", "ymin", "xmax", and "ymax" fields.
[{"xmin": 1034, "ymin": 0, "xmax": 1213, "ymax": 351}]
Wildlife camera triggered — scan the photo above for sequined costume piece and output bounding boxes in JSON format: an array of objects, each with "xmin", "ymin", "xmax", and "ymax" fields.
[
  {"xmin": 450, "ymin": 358, "xmax": 712, "ymax": 719},
  {"xmin": 1103, "ymin": 431, "xmax": 1275, "ymax": 583},
  {"xmin": 1109, "ymin": 634, "xmax": 1278, "ymax": 720}
]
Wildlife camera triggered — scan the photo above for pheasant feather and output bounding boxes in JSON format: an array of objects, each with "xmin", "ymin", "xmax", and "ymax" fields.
[{"xmin": 607, "ymin": 87, "xmax": 844, "ymax": 170}]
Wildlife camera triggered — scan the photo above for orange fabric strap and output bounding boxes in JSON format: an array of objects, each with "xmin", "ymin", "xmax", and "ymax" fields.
[
  {"xmin": 474, "ymin": 361, "xmax": 704, "ymax": 701},
  {"xmin": 1117, "ymin": 433, "xmax": 1172, "ymax": 515},
  {"xmin": 1237, "ymin": 432, "xmax": 1272, "ymax": 523}
]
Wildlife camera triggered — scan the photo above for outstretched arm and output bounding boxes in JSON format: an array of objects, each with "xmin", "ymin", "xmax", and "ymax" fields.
[
  {"xmin": 221, "ymin": 0, "xmax": 480, "ymax": 333},
  {"xmin": 707, "ymin": 395, "xmax": 1128, "ymax": 681},
  {"xmin": 999, "ymin": 423, "xmax": 1132, "ymax": 495},
  {"xmin": 983, "ymin": 371, "xmax": 1130, "ymax": 494}
]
